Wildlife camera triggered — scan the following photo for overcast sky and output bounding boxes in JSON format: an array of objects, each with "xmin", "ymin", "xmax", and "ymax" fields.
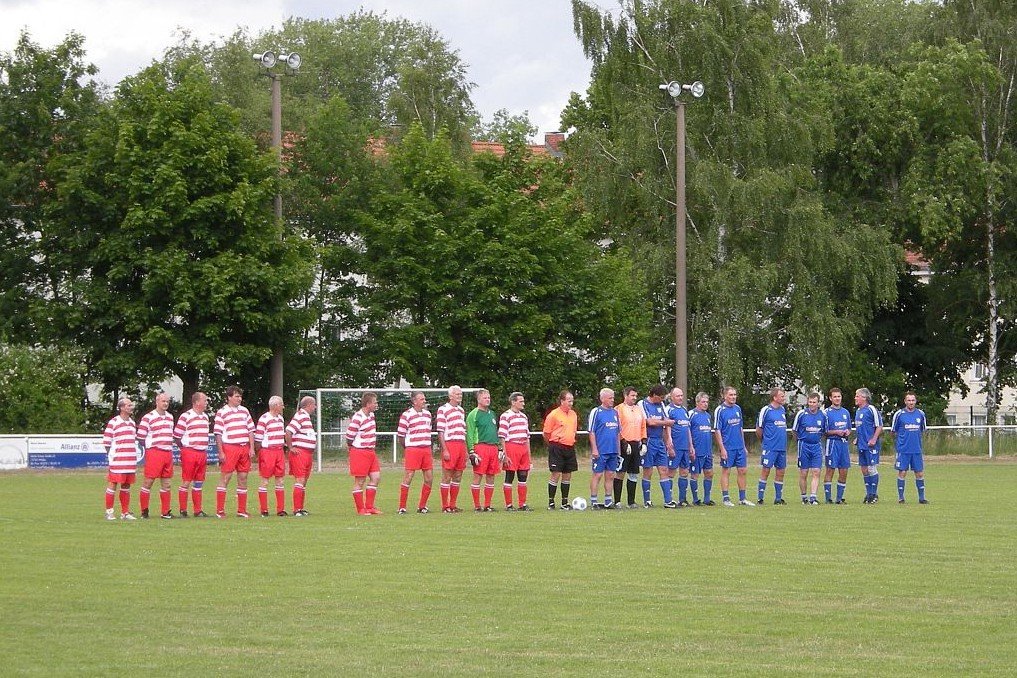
[{"xmin": 1, "ymin": 0, "xmax": 601, "ymax": 135}]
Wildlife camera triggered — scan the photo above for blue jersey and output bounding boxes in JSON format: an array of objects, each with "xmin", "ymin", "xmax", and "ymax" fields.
[
  {"xmin": 793, "ymin": 408, "xmax": 826, "ymax": 447},
  {"xmin": 641, "ymin": 399, "xmax": 667, "ymax": 441},
  {"xmin": 824, "ymin": 406, "xmax": 851, "ymax": 445},
  {"xmin": 855, "ymin": 404, "xmax": 883, "ymax": 452},
  {"xmin": 756, "ymin": 405, "xmax": 788, "ymax": 451},
  {"xmin": 891, "ymin": 408, "xmax": 926, "ymax": 455},
  {"xmin": 664, "ymin": 403, "xmax": 691, "ymax": 451},
  {"xmin": 588, "ymin": 406, "xmax": 620, "ymax": 456},
  {"xmin": 689, "ymin": 409, "xmax": 713, "ymax": 457},
  {"xmin": 714, "ymin": 403, "xmax": 745, "ymax": 451}
]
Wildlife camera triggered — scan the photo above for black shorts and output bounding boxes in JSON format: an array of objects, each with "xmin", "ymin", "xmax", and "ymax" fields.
[
  {"xmin": 548, "ymin": 443, "xmax": 578, "ymax": 473},
  {"xmin": 618, "ymin": 440, "xmax": 643, "ymax": 475}
]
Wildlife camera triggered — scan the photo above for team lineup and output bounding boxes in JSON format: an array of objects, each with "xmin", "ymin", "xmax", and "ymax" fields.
[{"xmin": 101, "ymin": 383, "xmax": 930, "ymax": 519}]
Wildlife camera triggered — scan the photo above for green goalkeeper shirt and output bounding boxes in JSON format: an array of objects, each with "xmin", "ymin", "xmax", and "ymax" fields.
[{"xmin": 466, "ymin": 407, "xmax": 499, "ymax": 451}]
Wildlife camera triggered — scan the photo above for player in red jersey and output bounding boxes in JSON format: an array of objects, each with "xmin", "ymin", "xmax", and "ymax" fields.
[
  {"xmin": 255, "ymin": 396, "xmax": 288, "ymax": 517},
  {"xmin": 136, "ymin": 392, "xmax": 175, "ymax": 519},
  {"xmin": 347, "ymin": 392, "xmax": 381, "ymax": 515},
  {"xmin": 103, "ymin": 397, "xmax": 138, "ymax": 520},
  {"xmin": 436, "ymin": 386, "xmax": 468, "ymax": 512},
  {"xmin": 174, "ymin": 391, "xmax": 210, "ymax": 517},
  {"xmin": 499, "ymin": 392, "xmax": 532, "ymax": 510},
  {"xmin": 285, "ymin": 395, "xmax": 317, "ymax": 517},
  {"xmin": 214, "ymin": 385, "xmax": 256, "ymax": 518},
  {"xmin": 397, "ymin": 391, "xmax": 434, "ymax": 514}
]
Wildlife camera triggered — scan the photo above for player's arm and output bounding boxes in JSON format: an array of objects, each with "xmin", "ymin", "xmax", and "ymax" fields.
[
  {"xmin": 587, "ymin": 410, "xmax": 599, "ymax": 459},
  {"xmin": 254, "ymin": 419, "xmax": 265, "ymax": 453},
  {"xmin": 687, "ymin": 427, "xmax": 695, "ymax": 460},
  {"xmin": 541, "ymin": 414, "xmax": 555, "ymax": 444}
]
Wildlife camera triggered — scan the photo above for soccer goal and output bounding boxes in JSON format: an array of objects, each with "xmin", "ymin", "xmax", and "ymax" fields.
[{"xmin": 297, "ymin": 387, "xmax": 483, "ymax": 471}]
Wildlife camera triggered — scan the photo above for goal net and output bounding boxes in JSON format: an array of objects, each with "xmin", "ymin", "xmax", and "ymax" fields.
[{"xmin": 297, "ymin": 387, "xmax": 482, "ymax": 470}]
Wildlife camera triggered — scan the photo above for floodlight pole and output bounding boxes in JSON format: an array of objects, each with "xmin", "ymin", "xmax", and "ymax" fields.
[
  {"xmin": 269, "ymin": 72, "xmax": 284, "ymax": 398},
  {"xmin": 674, "ymin": 98, "xmax": 687, "ymax": 394}
]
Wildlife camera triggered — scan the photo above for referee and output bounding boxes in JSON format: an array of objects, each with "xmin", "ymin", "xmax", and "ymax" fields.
[{"xmin": 544, "ymin": 390, "xmax": 579, "ymax": 510}]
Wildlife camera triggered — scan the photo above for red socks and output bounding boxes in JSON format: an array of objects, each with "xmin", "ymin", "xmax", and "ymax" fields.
[
  {"xmin": 275, "ymin": 485, "xmax": 285, "ymax": 513},
  {"xmin": 119, "ymin": 489, "xmax": 130, "ymax": 513},
  {"xmin": 216, "ymin": 486, "xmax": 227, "ymax": 514},
  {"xmin": 192, "ymin": 488, "xmax": 202, "ymax": 513},
  {"xmin": 440, "ymin": 483, "xmax": 450, "ymax": 510},
  {"xmin": 139, "ymin": 487, "xmax": 150, "ymax": 512},
  {"xmin": 259, "ymin": 488, "xmax": 269, "ymax": 514},
  {"xmin": 484, "ymin": 483, "xmax": 494, "ymax": 508},
  {"xmin": 105, "ymin": 488, "xmax": 115, "ymax": 510},
  {"xmin": 399, "ymin": 483, "xmax": 410, "ymax": 511},
  {"xmin": 353, "ymin": 488, "xmax": 364, "ymax": 513},
  {"xmin": 419, "ymin": 483, "xmax": 431, "ymax": 510},
  {"xmin": 293, "ymin": 483, "xmax": 305, "ymax": 512},
  {"xmin": 236, "ymin": 488, "xmax": 248, "ymax": 514},
  {"xmin": 503, "ymin": 483, "xmax": 513, "ymax": 507},
  {"xmin": 450, "ymin": 482, "xmax": 460, "ymax": 509},
  {"xmin": 178, "ymin": 487, "xmax": 188, "ymax": 513},
  {"xmin": 365, "ymin": 485, "xmax": 377, "ymax": 509},
  {"xmin": 518, "ymin": 481, "xmax": 527, "ymax": 507},
  {"xmin": 159, "ymin": 489, "xmax": 170, "ymax": 515},
  {"xmin": 471, "ymin": 484, "xmax": 481, "ymax": 509}
]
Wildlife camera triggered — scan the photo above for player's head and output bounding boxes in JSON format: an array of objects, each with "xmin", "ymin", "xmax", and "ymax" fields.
[
  {"xmin": 117, "ymin": 397, "xmax": 134, "ymax": 417},
  {"xmin": 648, "ymin": 384, "xmax": 666, "ymax": 402},
  {"xmin": 155, "ymin": 392, "xmax": 170, "ymax": 413},
  {"xmin": 226, "ymin": 385, "xmax": 243, "ymax": 405},
  {"xmin": 669, "ymin": 387, "xmax": 684, "ymax": 406},
  {"xmin": 411, "ymin": 391, "xmax": 426, "ymax": 411},
  {"xmin": 510, "ymin": 392, "xmax": 525, "ymax": 411},
  {"xmin": 807, "ymin": 392, "xmax": 820, "ymax": 412},
  {"xmin": 622, "ymin": 386, "xmax": 638, "ymax": 405},
  {"xmin": 770, "ymin": 387, "xmax": 785, "ymax": 406},
  {"xmin": 447, "ymin": 385, "xmax": 462, "ymax": 406},
  {"xmin": 477, "ymin": 388, "xmax": 491, "ymax": 409},
  {"xmin": 904, "ymin": 391, "xmax": 917, "ymax": 410},
  {"xmin": 695, "ymin": 391, "xmax": 709, "ymax": 410},
  {"xmin": 558, "ymin": 390, "xmax": 573, "ymax": 411},
  {"xmin": 361, "ymin": 391, "xmax": 378, "ymax": 413},
  {"xmin": 855, "ymin": 388, "xmax": 871, "ymax": 407},
  {"xmin": 191, "ymin": 391, "xmax": 208, "ymax": 413},
  {"xmin": 599, "ymin": 387, "xmax": 614, "ymax": 407},
  {"xmin": 299, "ymin": 395, "xmax": 316, "ymax": 413},
  {"xmin": 723, "ymin": 386, "xmax": 737, "ymax": 405},
  {"xmin": 269, "ymin": 395, "xmax": 284, "ymax": 413},
  {"xmin": 829, "ymin": 387, "xmax": 842, "ymax": 407}
]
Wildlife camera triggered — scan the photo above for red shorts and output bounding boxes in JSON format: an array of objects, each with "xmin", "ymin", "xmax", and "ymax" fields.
[
  {"xmin": 107, "ymin": 472, "xmax": 136, "ymax": 484},
  {"xmin": 349, "ymin": 447, "xmax": 380, "ymax": 477},
  {"xmin": 442, "ymin": 440, "xmax": 467, "ymax": 471},
  {"xmin": 503, "ymin": 441, "xmax": 531, "ymax": 471},
  {"xmin": 143, "ymin": 448, "xmax": 174, "ymax": 479},
  {"xmin": 220, "ymin": 443, "xmax": 252, "ymax": 474},
  {"xmin": 180, "ymin": 447, "xmax": 208, "ymax": 482},
  {"xmin": 258, "ymin": 446, "xmax": 285, "ymax": 478},
  {"xmin": 473, "ymin": 443, "xmax": 500, "ymax": 476},
  {"xmin": 288, "ymin": 448, "xmax": 314, "ymax": 479},
  {"xmin": 403, "ymin": 445, "xmax": 433, "ymax": 471}
]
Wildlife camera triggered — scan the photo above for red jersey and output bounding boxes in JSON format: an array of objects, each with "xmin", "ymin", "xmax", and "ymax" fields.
[
  {"xmin": 137, "ymin": 409, "xmax": 175, "ymax": 451},
  {"xmin": 286, "ymin": 409, "xmax": 316, "ymax": 451},
  {"xmin": 255, "ymin": 411, "xmax": 286, "ymax": 448},
  {"xmin": 436, "ymin": 403, "xmax": 466, "ymax": 442},
  {"xmin": 498, "ymin": 409, "xmax": 530, "ymax": 444},
  {"xmin": 214, "ymin": 405, "xmax": 255, "ymax": 445},
  {"xmin": 103, "ymin": 415, "xmax": 138, "ymax": 473},
  {"xmin": 397, "ymin": 407, "xmax": 432, "ymax": 447},
  {"xmin": 174, "ymin": 408, "xmax": 210, "ymax": 450},
  {"xmin": 346, "ymin": 409, "xmax": 376, "ymax": 449}
]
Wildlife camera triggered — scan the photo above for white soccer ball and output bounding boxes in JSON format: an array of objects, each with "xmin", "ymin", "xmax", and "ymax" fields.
[{"xmin": 571, "ymin": 496, "xmax": 588, "ymax": 511}]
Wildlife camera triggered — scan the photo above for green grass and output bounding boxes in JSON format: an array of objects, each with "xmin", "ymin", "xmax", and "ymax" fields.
[{"xmin": 2, "ymin": 462, "xmax": 1016, "ymax": 676}]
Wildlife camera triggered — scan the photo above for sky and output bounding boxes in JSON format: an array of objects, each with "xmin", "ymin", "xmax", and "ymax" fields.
[{"xmin": 0, "ymin": 0, "xmax": 601, "ymax": 135}]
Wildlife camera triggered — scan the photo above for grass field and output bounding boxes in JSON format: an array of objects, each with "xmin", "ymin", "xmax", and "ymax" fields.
[{"xmin": 2, "ymin": 461, "xmax": 1016, "ymax": 676}]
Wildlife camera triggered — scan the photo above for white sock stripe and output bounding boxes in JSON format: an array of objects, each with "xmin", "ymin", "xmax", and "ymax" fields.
[
  {"xmin": 105, "ymin": 489, "xmax": 115, "ymax": 494},
  {"xmin": 236, "ymin": 489, "xmax": 247, "ymax": 494},
  {"xmin": 275, "ymin": 485, "xmax": 285, "ymax": 491},
  {"xmin": 485, "ymin": 484, "xmax": 495, "ymax": 489},
  {"xmin": 518, "ymin": 481, "xmax": 526, "ymax": 486},
  {"xmin": 294, "ymin": 484, "xmax": 304, "ymax": 490},
  {"xmin": 258, "ymin": 488, "xmax": 268, "ymax": 493},
  {"xmin": 401, "ymin": 483, "xmax": 410, "ymax": 489}
]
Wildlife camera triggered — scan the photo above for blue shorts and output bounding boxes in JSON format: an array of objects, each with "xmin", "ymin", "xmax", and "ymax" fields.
[
  {"xmin": 668, "ymin": 449, "xmax": 692, "ymax": 470},
  {"xmin": 797, "ymin": 445, "xmax": 822, "ymax": 470},
  {"xmin": 760, "ymin": 448, "xmax": 787, "ymax": 470},
  {"xmin": 691, "ymin": 453, "xmax": 713, "ymax": 473},
  {"xmin": 857, "ymin": 449, "xmax": 880, "ymax": 468},
  {"xmin": 642, "ymin": 438, "xmax": 669, "ymax": 468},
  {"xmin": 825, "ymin": 441, "xmax": 851, "ymax": 469},
  {"xmin": 592, "ymin": 452, "xmax": 619, "ymax": 474},
  {"xmin": 894, "ymin": 452, "xmax": 924, "ymax": 473},
  {"xmin": 720, "ymin": 448, "xmax": 747, "ymax": 469}
]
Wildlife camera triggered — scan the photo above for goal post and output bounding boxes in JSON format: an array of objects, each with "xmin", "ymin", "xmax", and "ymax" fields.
[{"xmin": 297, "ymin": 387, "xmax": 483, "ymax": 471}]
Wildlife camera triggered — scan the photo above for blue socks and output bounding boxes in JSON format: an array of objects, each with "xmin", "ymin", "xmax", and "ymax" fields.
[
  {"xmin": 690, "ymin": 478, "xmax": 700, "ymax": 503},
  {"xmin": 738, "ymin": 489, "xmax": 746, "ymax": 502},
  {"xmin": 916, "ymin": 478, "xmax": 926, "ymax": 501},
  {"xmin": 774, "ymin": 481, "xmax": 784, "ymax": 501},
  {"xmin": 642, "ymin": 478, "xmax": 651, "ymax": 503},
  {"xmin": 824, "ymin": 482, "xmax": 832, "ymax": 502},
  {"xmin": 836, "ymin": 482, "xmax": 846, "ymax": 502},
  {"xmin": 704, "ymin": 479, "xmax": 713, "ymax": 502},
  {"xmin": 757, "ymin": 480, "xmax": 766, "ymax": 502},
  {"xmin": 678, "ymin": 477, "xmax": 688, "ymax": 502},
  {"xmin": 897, "ymin": 477, "xmax": 906, "ymax": 501},
  {"xmin": 661, "ymin": 479, "xmax": 673, "ymax": 504}
]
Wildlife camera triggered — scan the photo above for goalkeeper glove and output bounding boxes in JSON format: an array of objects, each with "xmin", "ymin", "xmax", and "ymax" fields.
[{"xmin": 469, "ymin": 452, "xmax": 481, "ymax": 467}]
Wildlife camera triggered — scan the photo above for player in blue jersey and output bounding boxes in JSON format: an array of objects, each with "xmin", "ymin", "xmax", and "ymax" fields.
[
  {"xmin": 756, "ymin": 388, "xmax": 789, "ymax": 505},
  {"xmin": 688, "ymin": 392, "xmax": 715, "ymax": 505},
  {"xmin": 640, "ymin": 385, "xmax": 676, "ymax": 508},
  {"xmin": 793, "ymin": 393, "xmax": 826, "ymax": 505},
  {"xmin": 891, "ymin": 392, "xmax": 929, "ymax": 504},
  {"xmin": 854, "ymin": 388, "xmax": 884, "ymax": 503},
  {"xmin": 588, "ymin": 388, "xmax": 621, "ymax": 509},
  {"xmin": 715, "ymin": 387, "xmax": 754, "ymax": 506},
  {"xmin": 665, "ymin": 387, "xmax": 695, "ymax": 506},
  {"xmin": 822, "ymin": 387, "xmax": 852, "ymax": 503}
]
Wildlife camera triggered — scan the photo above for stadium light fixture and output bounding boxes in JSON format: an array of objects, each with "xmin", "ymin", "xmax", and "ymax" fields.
[
  {"xmin": 252, "ymin": 51, "xmax": 277, "ymax": 68},
  {"xmin": 658, "ymin": 78, "xmax": 705, "ymax": 392},
  {"xmin": 281, "ymin": 52, "xmax": 301, "ymax": 70}
]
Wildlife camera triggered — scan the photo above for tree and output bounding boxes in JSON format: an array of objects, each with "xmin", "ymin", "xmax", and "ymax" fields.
[
  {"xmin": 49, "ymin": 58, "xmax": 314, "ymax": 406},
  {"xmin": 0, "ymin": 344, "xmax": 89, "ymax": 433}
]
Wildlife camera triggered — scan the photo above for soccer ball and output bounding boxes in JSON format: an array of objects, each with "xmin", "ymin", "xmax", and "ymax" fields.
[{"xmin": 571, "ymin": 496, "xmax": 588, "ymax": 511}]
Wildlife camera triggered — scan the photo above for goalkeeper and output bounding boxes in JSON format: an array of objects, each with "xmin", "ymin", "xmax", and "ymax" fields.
[{"xmin": 465, "ymin": 389, "xmax": 501, "ymax": 511}]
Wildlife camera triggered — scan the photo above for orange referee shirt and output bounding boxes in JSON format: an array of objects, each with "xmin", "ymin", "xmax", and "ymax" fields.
[
  {"xmin": 543, "ymin": 406, "xmax": 578, "ymax": 446},
  {"xmin": 615, "ymin": 403, "xmax": 647, "ymax": 442}
]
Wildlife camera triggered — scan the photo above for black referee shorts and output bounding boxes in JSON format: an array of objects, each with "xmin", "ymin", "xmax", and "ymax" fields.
[
  {"xmin": 548, "ymin": 442, "xmax": 578, "ymax": 473},
  {"xmin": 618, "ymin": 440, "xmax": 643, "ymax": 475}
]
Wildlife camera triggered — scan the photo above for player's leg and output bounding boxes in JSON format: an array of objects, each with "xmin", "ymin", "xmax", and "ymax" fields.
[
  {"xmin": 721, "ymin": 464, "xmax": 732, "ymax": 505},
  {"xmin": 703, "ymin": 467, "xmax": 715, "ymax": 505},
  {"xmin": 690, "ymin": 466, "xmax": 700, "ymax": 505},
  {"xmin": 823, "ymin": 461, "xmax": 835, "ymax": 503},
  {"xmin": 104, "ymin": 480, "xmax": 117, "ymax": 519},
  {"xmin": 140, "ymin": 476, "xmax": 155, "ymax": 518},
  {"xmin": 613, "ymin": 446, "xmax": 625, "ymax": 505},
  {"xmin": 757, "ymin": 456, "xmax": 771, "ymax": 503},
  {"xmin": 366, "ymin": 471, "xmax": 382, "ymax": 514},
  {"xmin": 418, "ymin": 468, "xmax": 433, "ymax": 512},
  {"xmin": 217, "ymin": 469, "xmax": 233, "ymax": 518},
  {"xmin": 548, "ymin": 469, "xmax": 562, "ymax": 509},
  {"xmin": 399, "ymin": 468, "xmax": 415, "ymax": 513},
  {"xmin": 799, "ymin": 466, "xmax": 809, "ymax": 503},
  {"xmin": 119, "ymin": 481, "xmax": 134, "ymax": 517},
  {"xmin": 773, "ymin": 460, "xmax": 786, "ymax": 503},
  {"xmin": 657, "ymin": 465, "xmax": 674, "ymax": 507},
  {"xmin": 736, "ymin": 464, "xmax": 751, "ymax": 505},
  {"xmin": 273, "ymin": 473, "xmax": 286, "ymax": 515},
  {"xmin": 915, "ymin": 463, "xmax": 927, "ymax": 503},
  {"xmin": 516, "ymin": 469, "xmax": 529, "ymax": 508},
  {"xmin": 158, "ymin": 475, "xmax": 172, "ymax": 518},
  {"xmin": 236, "ymin": 470, "xmax": 250, "ymax": 517},
  {"xmin": 677, "ymin": 466, "xmax": 690, "ymax": 506},
  {"xmin": 440, "ymin": 466, "xmax": 453, "ymax": 512},
  {"xmin": 641, "ymin": 464, "xmax": 654, "ymax": 506},
  {"xmin": 809, "ymin": 467, "xmax": 820, "ymax": 501},
  {"xmin": 450, "ymin": 468, "xmax": 464, "ymax": 511},
  {"xmin": 483, "ymin": 472, "xmax": 496, "ymax": 510},
  {"xmin": 471, "ymin": 467, "xmax": 484, "ymax": 510},
  {"xmin": 869, "ymin": 459, "xmax": 880, "ymax": 502},
  {"xmin": 589, "ymin": 468, "xmax": 601, "ymax": 507},
  {"xmin": 836, "ymin": 467, "xmax": 848, "ymax": 503},
  {"xmin": 258, "ymin": 473, "xmax": 271, "ymax": 516},
  {"xmin": 504, "ymin": 467, "xmax": 516, "ymax": 509}
]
